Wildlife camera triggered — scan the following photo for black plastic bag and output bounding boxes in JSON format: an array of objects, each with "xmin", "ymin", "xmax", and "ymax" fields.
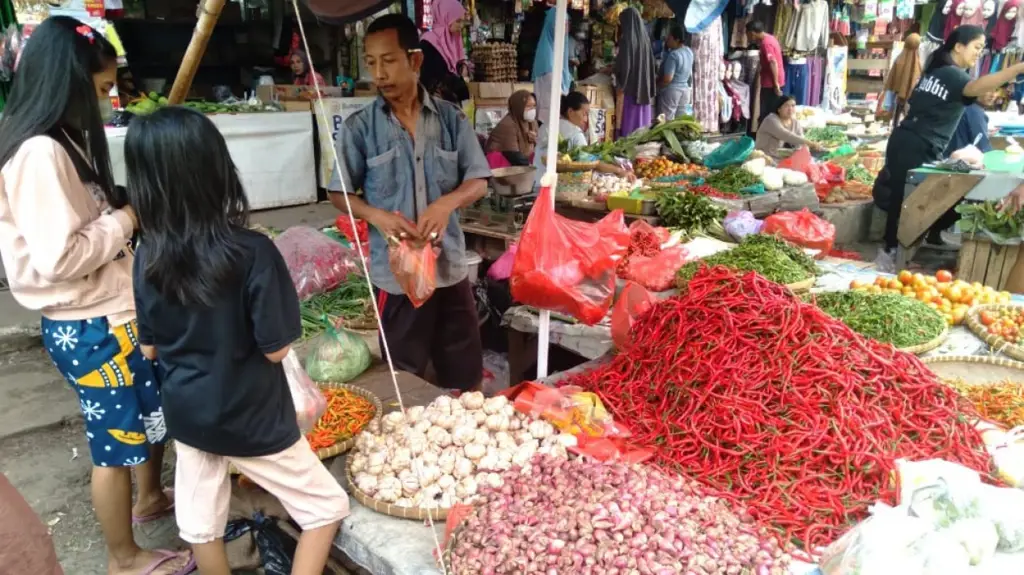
[{"xmin": 224, "ymin": 512, "xmax": 296, "ymax": 575}]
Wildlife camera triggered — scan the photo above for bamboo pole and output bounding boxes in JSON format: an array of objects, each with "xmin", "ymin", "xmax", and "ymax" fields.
[{"xmin": 167, "ymin": 0, "xmax": 227, "ymax": 104}]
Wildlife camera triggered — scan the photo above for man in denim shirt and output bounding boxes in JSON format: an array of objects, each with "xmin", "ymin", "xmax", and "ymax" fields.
[{"xmin": 328, "ymin": 14, "xmax": 491, "ymax": 392}]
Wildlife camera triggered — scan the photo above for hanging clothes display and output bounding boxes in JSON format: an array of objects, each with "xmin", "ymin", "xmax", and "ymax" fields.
[
  {"xmin": 789, "ymin": 0, "xmax": 830, "ymax": 51},
  {"xmin": 945, "ymin": 0, "xmax": 967, "ymax": 39},
  {"xmin": 993, "ymin": 0, "xmax": 1021, "ymax": 51},
  {"xmin": 693, "ymin": 17, "xmax": 725, "ymax": 132}
]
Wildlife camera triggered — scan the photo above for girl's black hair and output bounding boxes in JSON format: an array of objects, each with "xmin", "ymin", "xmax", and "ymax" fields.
[
  {"xmin": 125, "ymin": 106, "xmax": 251, "ymax": 307},
  {"xmin": 775, "ymin": 95, "xmax": 796, "ymax": 114},
  {"xmin": 560, "ymin": 91, "xmax": 590, "ymax": 117},
  {"xmin": 0, "ymin": 16, "xmax": 121, "ymax": 206},
  {"xmin": 925, "ymin": 25, "xmax": 985, "ymax": 73}
]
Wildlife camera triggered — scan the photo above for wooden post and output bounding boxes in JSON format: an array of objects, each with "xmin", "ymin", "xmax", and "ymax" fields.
[{"xmin": 167, "ymin": 0, "xmax": 227, "ymax": 104}]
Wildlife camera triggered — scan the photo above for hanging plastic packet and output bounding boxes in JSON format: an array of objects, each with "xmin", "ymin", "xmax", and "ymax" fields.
[{"xmin": 389, "ymin": 238, "xmax": 439, "ymax": 308}]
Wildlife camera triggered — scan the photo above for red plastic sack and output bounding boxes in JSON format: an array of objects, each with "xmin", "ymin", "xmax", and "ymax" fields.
[
  {"xmin": 388, "ymin": 240, "xmax": 438, "ymax": 308},
  {"xmin": 611, "ymin": 281, "xmax": 657, "ymax": 350},
  {"xmin": 273, "ymin": 226, "xmax": 361, "ymax": 300},
  {"xmin": 779, "ymin": 146, "xmax": 825, "ymax": 183},
  {"xmin": 511, "ymin": 185, "xmax": 630, "ymax": 325},
  {"xmin": 621, "ymin": 245, "xmax": 690, "ymax": 292},
  {"xmin": 814, "ymin": 162, "xmax": 847, "ymax": 200},
  {"xmin": 334, "ymin": 215, "xmax": 369, "ymax": 244},
  {"xmin": 762, "ymin": 208, "xmax": 837, "ymax": 254}
]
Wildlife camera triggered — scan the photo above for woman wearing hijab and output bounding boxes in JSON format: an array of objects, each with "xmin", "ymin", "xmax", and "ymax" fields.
[
  {"xmin": 420, "ymin": 0, "xmax": 471, "ymax": 103},
  {"xmin": 615, "ymin": 7, "xmax": 657, "ymax": 137},
  {"xmin": 485, "ymin": 90, "xmax": 538, "ymax": 166},
  {"xmin": 290, "ymin": 49, "xmax": 325, "ymax": 86},
  {"xmin": 877, "ymin": 33, "xmax": 923, "ymax": 127},
  {"xmin": 532, "ymin": 7, "xmax": 573, "ymax": 125}
]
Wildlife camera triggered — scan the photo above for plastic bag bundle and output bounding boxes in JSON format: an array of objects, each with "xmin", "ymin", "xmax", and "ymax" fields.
[
  {"xmin": 723, "ymin": 210, "xmax": 764, "ymax": 241},
  {"xmin": 304, "ymin": 325, "xmax": 371, "ymax": 384},
  {"xmin": 282, "ymin": 350, "xmax": 326, "ymax": 433},
  {"xmin": 818, "ymin": 503, "xmax": 935, "ymax": 575},
  {"xmin": 511, "ymin": 185, "xmax": 630, "ymax": 325},
  {"xmin": 388, "ymin": 240, "xmax": 439, "ymax": 308},
  {"xmin": 223, "ymin": 512, "xmax": 295, "ymax": 575},
  {"xmin": 611, "ymin": 281, "xmax": 657, "ymax": 350},
  {"xmin": 979, "ymin": 484, "xmax": 1024, "ymax": 552},
  {"xmin": 621, "ymin": 245, "xmax": 689, "ymax": 292},
  {"xmin": 273, "ymin": 226, "xmax": 360, "ymax": 300},
  {"xmin": 762, "ymin": 208, "xmax": 836, "ymax": 254}
]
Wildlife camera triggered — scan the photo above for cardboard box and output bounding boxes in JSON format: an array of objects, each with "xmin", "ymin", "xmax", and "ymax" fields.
[
  {"xmin": 256, "ymin": 84, "xmax": 346, "ymax": 103},
  {"xmin": 577, "ymin": 82, "xmax": 615, "ymax": 109},
  {"xmin": 469, "ymin": 82, "xmax": 534, "ymax": 106}
]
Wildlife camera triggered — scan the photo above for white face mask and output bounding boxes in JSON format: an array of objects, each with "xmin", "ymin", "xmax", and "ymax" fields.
[
  {"xmin": 98, "ymin": 99, "xmax": 114, "ymax": 124},
  {"xmin": 523, "ymin": 108, "xmax": 537, "ymax": 122}
]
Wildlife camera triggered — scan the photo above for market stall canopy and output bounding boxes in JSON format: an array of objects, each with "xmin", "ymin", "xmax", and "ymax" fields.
[{"xmin": 300, "ymin": 0, "xmax": 393, "ymax": 24}]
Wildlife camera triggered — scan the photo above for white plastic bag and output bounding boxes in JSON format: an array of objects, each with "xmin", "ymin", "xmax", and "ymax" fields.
[
  {"xmin": 283, "ymin": 349, "xmax": 326, "ymax": 433},
  {"xmin": 896, "ymin": 459, "xmax": 983, "ymax": 526},
  {"xmin": 723, "ymin": 211, "xmax": 764, "ymax": 242},
  {"xmin": 914, "ymin": 530, "xmax": 973, "ymax": 575},
  {"xmin": 978, "ymin": 483, "xmax": 1024, "ymax": 552},
  {"xmin": 944, "ymin": 517, "xmax": 999, "ymax": 565},
  {"xmin": 989, "ymin": 425, "xmax": 1024, "ymax": 487},
  {"xmin": 950, "ymin": 144, "xmax": 984, "ymax": 170},
  {"xmin": 818, "ymin": 503, "xmax": 934, "ymax": 575}
]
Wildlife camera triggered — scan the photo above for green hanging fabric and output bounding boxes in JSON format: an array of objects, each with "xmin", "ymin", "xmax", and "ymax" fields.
[{"xmin": 0, "ymin": 0, "xmax": 16, "ymax": 111}]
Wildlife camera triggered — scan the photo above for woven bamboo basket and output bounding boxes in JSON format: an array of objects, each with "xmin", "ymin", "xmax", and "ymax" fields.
[
  {"xmin": 229, "ymin": 383, "xmax": 381, "ymax": 475},
  {"xmin": 923, "ymin": 354, "xmax": 1024, "ymax": 384},
  {"xmin": 345, "ymin": 456, "xmax": 450, "ymax": 521},
  {"xmin": 556, "ymin": 160, "xmax": 600, "ymax": 172},
  {"xmin": 965, "ymin": 304, "xmax": 1024, "ymax": 362},
  {"xmin": 556, "ymin": 170, "xmax": 594, "ymax": 202},
  {"xmin": 897, "ymin": 327, "xmax": 949, "ymax": 356},
  {"xmin": 441, "ymin": 521, "xmax": 467, "ymax": 574}
]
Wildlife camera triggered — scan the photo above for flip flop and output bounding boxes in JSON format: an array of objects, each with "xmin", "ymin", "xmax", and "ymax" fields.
[
  {"xmin": 139, "ymin": 549, "xmax": 195, "ymax": 575},
  {"xmin": 132, "ymin": 489, "xmax": 174, "ymax": 525}
]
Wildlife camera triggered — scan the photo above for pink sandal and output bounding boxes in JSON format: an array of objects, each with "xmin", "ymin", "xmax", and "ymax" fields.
[
  {"xmin": 132, "ymin": 489, "xmax": 174, "ymax": 525},
  {"xmin": 139, "ymin": 549, "xmax": 195, "ymax": 575}
]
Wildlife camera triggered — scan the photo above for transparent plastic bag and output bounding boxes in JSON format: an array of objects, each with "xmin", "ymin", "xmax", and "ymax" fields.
[
  {"xmin": 273, "ymin": 226, "xmax": 360, "ymax": 300},
  {"xmin": 511, "ymin": 184, "xmax": 630, "ymax": 325},
  {"xmin": 304, "ymin": 325, "xmax": 371, "ymax": 384},
  {"xmin": 896, "ymin": 459, "xmax": 984, "ymax": 526},
  {"xmin": 978, "ymin": 483, "xmax": 1024, "ymax": 552},
  {"xmin": 818, "ymin": 503, "xmax": 935, "ymax": 575},
  {"xmin": 283, "ymin": 350, "xmax": 326, "ymax": 433},
  {"xmin": 724, "ymin": 210, "xmax": 764, "ymax": 241},
  {"xmin": 388, "ymin": 240, "xmax": 439, "ymax": 308},
  {"xmin": 611, "ymin": 281, "xmax": 656, "ymax": 350}
]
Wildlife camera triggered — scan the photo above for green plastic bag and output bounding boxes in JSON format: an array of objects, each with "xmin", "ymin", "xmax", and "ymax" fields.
[
  {"xmin": 826, "ymin": 144, "xmax": 856, "ymax": 160},
  {"xmin": 703, "ymin": 136, "xmax": 755, "ymax": 169},
  {"xmin": 304, "ymin": 324, "xmax": 371, "ymax": 383},
  {"xmin": 740, "ymin": 183, "xmax": 766, "ymax": 196}
]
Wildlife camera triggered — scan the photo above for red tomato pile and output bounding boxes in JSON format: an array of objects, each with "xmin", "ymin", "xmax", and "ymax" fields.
[{"xmin": 979, "ymin": 307, "xmax": 1024, "ymax": 344}]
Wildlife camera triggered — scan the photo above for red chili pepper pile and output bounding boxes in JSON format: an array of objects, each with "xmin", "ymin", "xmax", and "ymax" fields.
[
  {"xmin": 615, "ymin": 221, "xmax": 667, "ymax": 276},
  {"xmin": 689, "ymin": 183, "xmax": 739, "ymax": 199},
  {"xmin": 560, "ymin": 266, "xmax": 992, "ymax": 552}
]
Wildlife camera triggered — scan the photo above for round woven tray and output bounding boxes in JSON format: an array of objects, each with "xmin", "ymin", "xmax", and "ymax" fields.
[
  {"xmin": 556, "ymin": 161, "xmax": 600, "ymax": 172},
  {"xmin": 897, "ymin": 327, "xmax": 949, "ymax": 355},
  {"xmin": 965, "ymin": 304, "xmax": 1024, "ymax": 362},
  {"xmin": 923, "ymin": 354, "xmax": 1024, "ymax": 384},
  {"xmin": 441, "ymin": 521, "xmax": 466, "ymax": 573},
  {"xmin": 785, "ymin": 277, "xmax": 816, "ymax": 292},
  {"xmin": 345, "ymin": 456, "xmax": 451, "ymax": 521},
  {"xmin": 229, "ymin": 383, "xmax": 381, "ymax": 475}
]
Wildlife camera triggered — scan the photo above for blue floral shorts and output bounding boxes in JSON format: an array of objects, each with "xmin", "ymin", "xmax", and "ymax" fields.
[{"xmin": 42, "ymin": 317, "xmax": 167, "ymax": 467}]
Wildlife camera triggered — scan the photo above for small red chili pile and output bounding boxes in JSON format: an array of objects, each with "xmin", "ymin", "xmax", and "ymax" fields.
[
  {"xmin": 560, "ymin": 266, "xmax": 992, "ymax": 552},
  {"xmin": 615, "ymin": 221, "xmax": 667, "ymax": 276},
  {"xmin": 689, "ymin": 183, "xmax": 739, "ymax": 199}
]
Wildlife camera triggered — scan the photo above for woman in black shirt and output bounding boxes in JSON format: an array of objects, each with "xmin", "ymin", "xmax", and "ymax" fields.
[
  {"xmin": 872, "ymin": 25, "xmax": 1024, "ymax": 270},
  {"xmin": 418, "ymin": 0, "xmax": 470, "ymax": 103}
]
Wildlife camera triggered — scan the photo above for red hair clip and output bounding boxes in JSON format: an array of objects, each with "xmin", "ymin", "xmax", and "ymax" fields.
[{"xmin": 76, "ymin": 25, "xmax": 95, "ymax": 44}]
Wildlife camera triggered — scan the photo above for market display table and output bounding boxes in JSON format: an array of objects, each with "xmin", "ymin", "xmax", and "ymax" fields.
[
  {"xmin": 105, "ymin": 111, "xmax": 317, "ymax": 210},
  {"xmin": 896, "ymin": 166, "xmax": 1023, "ymax": 270}
]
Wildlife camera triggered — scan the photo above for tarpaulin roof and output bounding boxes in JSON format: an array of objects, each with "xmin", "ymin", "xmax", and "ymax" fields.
[{"xmin": 301, "ymin": 0, "xmax": 393, "ymax": 24}]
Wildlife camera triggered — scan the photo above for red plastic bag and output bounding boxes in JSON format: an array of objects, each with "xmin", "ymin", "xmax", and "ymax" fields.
[
  {"xmin": 511, "ymin": 185, "xmax": 630, "ymax": 325},
  {"xmin": 814, "ymin": 162, "xmax": 847, "ymax": 199},
  {"xmin": 762, "ymin": 208, "xmax": 837, "ymax": 254},
  {"xmin": 273, "ymin": 226, "xmax": 361, "ymax": 300},
  {"xmin": 334, "ymin": 215, "xmax": 369, "ymax": 244},
  {"xmin": 779, "ymin": 146, "xmax": 825, "ymax": 184},
  {"xmin": 628, "ymin": 220, "xmax": 671, "ymax": 245},
  {"xmin": 388, "ymin": 240, "xmax": 438, "ymax": 308},
  {"xmin": 611, "ymin": 281, "xmax": 657, "ymax": 350},
  {"xmin": 621, "ymin": 245, "xmax": 690, "ymax": 292}
]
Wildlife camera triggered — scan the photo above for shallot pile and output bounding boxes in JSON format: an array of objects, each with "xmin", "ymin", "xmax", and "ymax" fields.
[
  {"xmin": 449, "ymin": 456, "xmax": 790, "ymax": 575},
  {"xmin": 350, "ymin": 393, "xmax": 574, "ymax": 509}
]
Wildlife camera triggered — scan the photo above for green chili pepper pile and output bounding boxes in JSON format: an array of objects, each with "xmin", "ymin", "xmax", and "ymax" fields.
[
  {"xmin": 846, "ymin": 164, "xmax": 875, "ymax": 185},
  {"xmin": 811, "ymin": 291, "xmax": 947, "ymax": 348},
  {"xmin": 704, "ymin": 165, "xmax": 761, "ymax": 196},
  {"xmin": 744, "ymin": 234, "xmax": 820, "ymax": 277},
  {"xmin": 300, "ymin": 276, "xmax": 373, "ymax": 339},
  {"xmin": 806, "ymin": 126, "xmax": 849, "ymax": 148},
  {"xmin": 676, "ymin": 234, "xmax": 815, "ymax": 286},
  {"xmin": 956, "ymin": 200, "xmax": 1024, "ymax": 244},
  {"xmin": 654, "ymin": 188, "xmax": 727, "ymax": 235}
]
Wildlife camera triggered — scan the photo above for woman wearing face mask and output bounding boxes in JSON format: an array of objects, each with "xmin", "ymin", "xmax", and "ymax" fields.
[
  {"xmin": 872, "ymin": 25, "xmax": 1024, "ymax": 272},
  {"xmin": 485, "ymin": 90, "xmax": 539, "ymax": 166},
  {"xmin": 534, "ymin": 91, "xmax": 633, "ymax": 184},
  {"xmin": 0, "ymin": 17, "xmax": 192, "ymax": 575},
  {"xmin": 419, "ymin": 0, "xmax": 471, "ymax": 104}
]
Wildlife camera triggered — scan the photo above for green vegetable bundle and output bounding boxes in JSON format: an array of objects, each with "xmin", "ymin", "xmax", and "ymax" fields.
[
  {"xmin": 806, "ymin": 126, "xmax": 849, "ymax": 148},
  {"xmin": 300, "ymin": 276, "xmax": 372, "ymax": 339},
  {"xmin": 704, "ymin": 166, "xmax": 760, "ymax": 196},
  {"xmin": 846, "ymin": 164, "xmax": 875, "ymax": 185},
  {"xmin": 811, "ymin": 291, "xmax": 946, "ymax": 348},
  {"xmin": 654, "ymin": 188, "xmax": 726, "ymax": 235},
  {"xmin": 676, "ymin": 234, "xmax": 817, "ymax": 286},
  {"xmin": 956, "ymin": 201, "xmax": 1024, "ymax": 245},
  {"xmin": 572, "ymin": 116, "xmax": 702, "ymax": 163}
]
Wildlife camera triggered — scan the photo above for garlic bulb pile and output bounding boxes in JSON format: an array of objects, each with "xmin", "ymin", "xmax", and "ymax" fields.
[
  {"xmin": 591, "ymin": 173, "xmax": 636, "ymax": 196},
  {"xmin": 349, "ymin": 393, "xmax": 576, "ymax": 509}
]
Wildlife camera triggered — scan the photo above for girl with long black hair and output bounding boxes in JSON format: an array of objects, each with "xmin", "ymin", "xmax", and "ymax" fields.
[
  {"xmin": 125, "ymin": 106, "xmax": 347, "ymax": 575},
  {"xmin": 873, "ymin": 25, "xmax": 1024, "ymax": 270},
  {"xmin": 0, "ymin": 16, "xmax": 193, "ymax": 575}
]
